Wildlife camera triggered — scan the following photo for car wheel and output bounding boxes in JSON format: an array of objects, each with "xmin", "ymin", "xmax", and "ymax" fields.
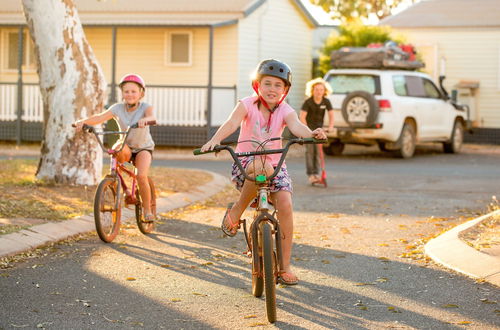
[
  {"xmin": 341, "ymin": 91, "xmax": 379, "ymax": 128},
  {"xmin": 395, "ymin": 123, "xmax": 416, "ymax": 159},
  {"xmin": 443, "ymin": 121, "xmax": 464, "ymax": 154},
  {"xmin": 323, "ymin": 141, "xmax": 345, "ymax": 156}
]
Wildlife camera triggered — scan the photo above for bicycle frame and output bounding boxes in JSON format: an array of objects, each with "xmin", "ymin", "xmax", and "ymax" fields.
[{"xmin": 194, "ymin": 137, "xmax": 324, "ymax": 274}]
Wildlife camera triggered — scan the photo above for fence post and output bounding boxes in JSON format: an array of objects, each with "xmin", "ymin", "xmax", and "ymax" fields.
[
  {"xmin": 108, "ymin": 26, "xmax": 117, "ymax": 106},
  {"xmin": 16, "ymin": 26, "xmax": 24, "ymax": 145},
  {"xmin": 206, "ymin": 25, "xmax": 214, "ymax": 139}
]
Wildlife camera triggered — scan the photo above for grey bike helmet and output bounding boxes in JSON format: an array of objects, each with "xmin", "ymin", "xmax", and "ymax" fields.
[{"xmin": 253, "ymin": 59, "xmax": 292, "ymax": 87}]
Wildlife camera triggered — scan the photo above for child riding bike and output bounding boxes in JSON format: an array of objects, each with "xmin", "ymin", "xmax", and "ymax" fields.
[
  {"xmin": 73, "ymin": 73, "xmax": 157, "ymax": 222},
  {"xmin": 201, "ymin": 59, "xmax": 327, "ymax": 285}
]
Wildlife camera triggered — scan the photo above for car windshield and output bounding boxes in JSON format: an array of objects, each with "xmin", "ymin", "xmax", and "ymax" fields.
[{"xmin": 326, "ymin": 74, "xmax": 379, "ymax": 95}]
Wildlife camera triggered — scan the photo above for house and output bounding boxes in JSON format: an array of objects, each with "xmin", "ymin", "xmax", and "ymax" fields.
[
  {"xmin": 0, "ymin": 0, "xmax": 318, "ymax": 145},
  {"xmin": 379, "ymin": 0, "xmax": 500, "ymax": 144}
]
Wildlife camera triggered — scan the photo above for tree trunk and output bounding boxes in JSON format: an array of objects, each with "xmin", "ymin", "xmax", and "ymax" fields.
[{"xmin": 22, "ymin": 0, "xmax": 107, "ymax": 185}]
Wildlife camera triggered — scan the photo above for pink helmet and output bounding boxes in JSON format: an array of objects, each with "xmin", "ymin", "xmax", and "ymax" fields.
[{"xmin": 119, "ymin": 74, "xmax": 145, "ymax": 90}]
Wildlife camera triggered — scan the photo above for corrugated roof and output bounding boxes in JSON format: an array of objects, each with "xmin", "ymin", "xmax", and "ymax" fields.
[
  {"xmin": 380, "ymin": 0, "xmax": 500, "ymax": 28},
  {"xmin": 0, "ymin": 0, "xmax": 264, "ymax": 26}
]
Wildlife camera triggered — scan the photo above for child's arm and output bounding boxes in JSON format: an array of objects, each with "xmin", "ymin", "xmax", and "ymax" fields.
[
  {"xmin": 299, "ymin": 110, "xmax": 308, "ymax": 126},
  {"xmin": 74, "ymin": 109, "xmax": 114, "ymax": 131},
  {"xmin": 138, "ymin": 106, "xmax": 156, "ymax": 127},
  {"xmin": 327, "ymin": 109, "xmax": 334, "ymax": 132},
  {"xmin": 285, "ymin": 111, "xmax": 326, "ymax": 140},
  {"xmin": 201, "ymin": 102, "xmax": 246, "ymax": 152}
]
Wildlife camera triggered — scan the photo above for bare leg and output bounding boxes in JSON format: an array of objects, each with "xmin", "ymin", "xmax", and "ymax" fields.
[
  {"xmin": 271, "ymin": 190, "xmax": 297, "ymax": 282},
  {"xmin": 134, "ymin": 151, "xmax": 152, "ymax": 216},
  {"xmin": 224, "ymin": 159, "xmax": 274, "ymax": 234}
]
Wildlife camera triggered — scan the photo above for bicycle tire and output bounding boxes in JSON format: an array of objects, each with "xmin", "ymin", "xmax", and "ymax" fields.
[
  {"xmin": 252, "ymin": 257, "xmax": 264, "ymax": 297},
  {"xmin": 136, "ymin": 176, "xmax": 156, "ymax": 234},
  {"xmin": 94, "ymin": 177, "xmax": 121, "ymax": 243},
  {"xmin": 262, "ymin": 222, "xmax": 277, "ymax": 323}
]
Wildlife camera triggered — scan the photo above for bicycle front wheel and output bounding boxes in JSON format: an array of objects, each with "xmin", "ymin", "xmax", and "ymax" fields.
[
  {"xmin": 94, "ymin": 177, "xmax": 121, "ymax": 243},
  {"xmin": 262, "ymin": 222, "xmax": 277, "ymax": 323},
  {"xmin": 135, "ymin": 176, "xmax": 156, "ymax": 234}
]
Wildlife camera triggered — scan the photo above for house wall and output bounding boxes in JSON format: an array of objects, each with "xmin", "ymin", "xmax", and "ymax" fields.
[
  {"xmin": 238, "ymin": 0, "xmax": 314, "ymax": 111},
  {"xmin": 393, "ymin": 27, "xmax": 500, "ymax": 128},
  {"xmin": 0, "ymin": 25, "xmax": 239, "ymax": 87}
]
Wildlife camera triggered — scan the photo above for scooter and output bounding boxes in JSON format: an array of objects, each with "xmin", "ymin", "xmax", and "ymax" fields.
[{"xmin": 312, "ymin": 143, "xmax": 327, "ymax": 188}]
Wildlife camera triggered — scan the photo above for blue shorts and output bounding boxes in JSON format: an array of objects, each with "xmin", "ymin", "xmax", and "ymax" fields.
[{"xmin": 231, "ymin": 156, "xmax": 293, "ymax": 193}]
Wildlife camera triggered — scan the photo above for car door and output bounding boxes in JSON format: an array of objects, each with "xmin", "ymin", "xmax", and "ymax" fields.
[
  {"xmin": 422, "ymin": 78, "xmax": 453, "ymax": 138},
  {"xmin": 404, "ymin": 75, "xmax": 435, "ymax": 139}
]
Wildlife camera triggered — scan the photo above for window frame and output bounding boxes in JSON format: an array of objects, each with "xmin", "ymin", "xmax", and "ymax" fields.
[
  {"xmin": 165, "ymin": 31, "xmax": 192, "ymax": 67},
  {"xmin": 1, "ymin": 29, "xmax": 37, "ymax": 72}
]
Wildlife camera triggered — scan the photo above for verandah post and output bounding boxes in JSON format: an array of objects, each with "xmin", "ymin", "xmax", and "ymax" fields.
[{"xmin": 16, "ymin": 26, "xmax": 24, "ymax": 145}]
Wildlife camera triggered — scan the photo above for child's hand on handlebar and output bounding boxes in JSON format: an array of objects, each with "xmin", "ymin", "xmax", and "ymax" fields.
[
  {"xmin": 73, "ymin": 120, "xmax": 85, "ymax": 132},
  {"xmin": 201, "ymin": 139, "xmax": 221, "ymax": 153},
  {"xmin": 311, "ymin": 128, "xmax": 327, "ymax": 140}
]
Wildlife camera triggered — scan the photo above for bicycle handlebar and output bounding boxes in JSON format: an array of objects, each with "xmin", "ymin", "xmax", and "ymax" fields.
[
  {"xmin": 72, "ymin": 120, "xmax": 156, "ymax": 155},
  {"xmin": 193, "ymin": 137, "xmax": 326, "ymax": 182}
]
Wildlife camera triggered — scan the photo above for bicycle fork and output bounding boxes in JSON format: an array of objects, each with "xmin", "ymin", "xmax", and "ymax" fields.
[{"xmin": 249, "ymin": 187, "xmax": 284, "ymax": 280}]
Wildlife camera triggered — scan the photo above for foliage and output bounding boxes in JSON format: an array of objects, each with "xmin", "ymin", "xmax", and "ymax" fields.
[
  {"xmin": 316, "ymin": 23, "xmax": 404, "ymax": 76},
  {"xmin": 309, "ymin": 0, "xmax": 417, "ymax": 22}
]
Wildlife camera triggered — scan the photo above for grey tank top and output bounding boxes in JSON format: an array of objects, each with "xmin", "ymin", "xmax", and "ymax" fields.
[{"xmin": 109, "ymin": 102, "xmax": 155, "ymax": 152}]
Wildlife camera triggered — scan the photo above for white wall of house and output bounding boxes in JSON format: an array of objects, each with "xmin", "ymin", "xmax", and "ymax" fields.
[
  {"xmin": 237, "ymin": 0, "xmax": 314, "ymax": 111},
  {"xmin": 393, "ymin": 27, "xmax": 500, "ymax": 128}
]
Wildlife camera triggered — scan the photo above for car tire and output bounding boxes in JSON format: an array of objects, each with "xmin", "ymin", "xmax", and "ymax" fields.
[
  {"xmin": 443, "ymin": 120, "xmax": 464, "ymax": 154},
  {"xmin": 395, "ymin": 123, "xmax": 416, "ymax": 159},
  {"xmin": 341, "ymin": 91, "xmax": 379, "ymax": 128},
  {"xmin": 323, "ymin": 141, "xmax": 345, "ymax": 156}
]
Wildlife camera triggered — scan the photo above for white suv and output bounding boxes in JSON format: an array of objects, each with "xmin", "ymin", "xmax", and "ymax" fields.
[{"xmin": 322, "ymin": 68, "xmax": 470, "ymax": 158}]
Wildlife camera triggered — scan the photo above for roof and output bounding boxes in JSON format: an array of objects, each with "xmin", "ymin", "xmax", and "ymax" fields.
[
  {"xmin": 379, "ymin": 0, "xmax": 500, "ymax": 28},
  {"xmin": 0, "ymin": 0, "xmax": 317, "ymax": 27}
]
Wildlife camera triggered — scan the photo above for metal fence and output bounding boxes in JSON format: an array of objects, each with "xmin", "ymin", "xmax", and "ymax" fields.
[{"xmin": 0, "ymin": 83, "xmax": 236, "ymax": 146}]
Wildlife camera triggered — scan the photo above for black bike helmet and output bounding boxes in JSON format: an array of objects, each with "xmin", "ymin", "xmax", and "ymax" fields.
[{"xmin": 253, "ymin": 59, "xmax": 292, "ymax": 87}]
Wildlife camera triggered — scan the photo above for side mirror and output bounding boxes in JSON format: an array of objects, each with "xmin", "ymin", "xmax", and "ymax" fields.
[{"xmin": 451, "ymin": 89, "xmax": 458, "ymax": 103}]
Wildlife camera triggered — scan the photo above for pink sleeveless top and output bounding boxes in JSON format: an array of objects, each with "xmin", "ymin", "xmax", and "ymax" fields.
[{"xmin": 236, "ymin": 96, "xmax": 295, "ymax": 167}]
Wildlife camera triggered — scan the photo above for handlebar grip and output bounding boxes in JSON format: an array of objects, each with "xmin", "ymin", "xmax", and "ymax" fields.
[
  {"xmin": 129, "ymin": 120, "xmax": 156, "ymax": 129},
  {"xmin": 302, "ymin": 138, "xmax": 328, "ymax": 144},
  {"xmin": 193, "ymin": 145, "xmax": 225, "ymax": 155},
  {"xmin": 72, "ymin": 123, "xmax": 94, "ymax": 133}
]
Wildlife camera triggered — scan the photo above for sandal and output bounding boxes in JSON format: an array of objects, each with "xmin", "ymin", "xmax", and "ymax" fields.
[
  {"xmin": 142, "ymin": 213, "xmax": 155, "ymax": 223},
  {"xmin": 221, "ymin": 203, "xmax": 240, "ymax": 237},
  {"xmin": 278, "ymin": 271, "xmax": 298, "ymax": 286}
]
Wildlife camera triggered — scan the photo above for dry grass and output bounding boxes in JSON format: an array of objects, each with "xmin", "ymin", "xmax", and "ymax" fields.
[{"xmin": 0, "ymin": 159, "xmax": 212, "ymax": 222}]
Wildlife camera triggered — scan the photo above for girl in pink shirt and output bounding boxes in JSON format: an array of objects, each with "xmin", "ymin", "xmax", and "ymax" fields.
[{"xmin": 201, "ymin": 59, "xmax": 326, "ymax": 285}]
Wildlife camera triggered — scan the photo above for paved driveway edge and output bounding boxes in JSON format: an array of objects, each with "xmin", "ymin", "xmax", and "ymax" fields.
[
  {"xmin": 424, "ymin": 209, "xmax": 500, "ymax": 287},
  {"xmin": 0, "ymin": 170, "xmax": 229, "ymax": 259}
]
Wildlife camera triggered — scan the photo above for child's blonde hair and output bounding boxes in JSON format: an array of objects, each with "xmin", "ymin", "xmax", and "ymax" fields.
[{"xmin": 305, "ymin": 78, "xmax": 332, "ymax": 97}]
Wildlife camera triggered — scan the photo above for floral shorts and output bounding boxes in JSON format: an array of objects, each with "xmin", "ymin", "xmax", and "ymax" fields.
[{"xmin": 231, "ymin": 156, "xmax": 293, "ymax": 193}]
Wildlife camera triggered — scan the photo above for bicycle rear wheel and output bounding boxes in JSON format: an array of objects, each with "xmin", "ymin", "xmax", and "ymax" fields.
[
  {"xmin": 136, "ymin": 176, "xmax": 156, "ymax": 234},
  {"xmin": 94, "ymin": 177, "xmax": 121, "ymax": 243},
  {"xmin": 262, "ymin": 222, "xmax": 277, "ymax": 323}
]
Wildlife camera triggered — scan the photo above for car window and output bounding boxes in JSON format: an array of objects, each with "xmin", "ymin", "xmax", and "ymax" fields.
[
  {"xmin": 405, "ymin": 76, "xmax": 426, "ymax": 97},
  {"xmin": 326, "ymin": 75, "xmax": 380, "ymax": 95},
  {"xmin": 422, "ymin": 79, "xmax": 442, "ymax": 99},
  {"xmin": 392, "ymin": 75, "xmax": 407, "ymax": 96}
]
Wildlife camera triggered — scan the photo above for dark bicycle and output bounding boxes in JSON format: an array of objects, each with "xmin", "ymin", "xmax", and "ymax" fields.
[{"xmin": 194, "ymin": 137, "xmax": 325, "ymax": 323}]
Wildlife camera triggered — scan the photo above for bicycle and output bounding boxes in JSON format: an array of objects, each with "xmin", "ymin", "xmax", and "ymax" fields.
[
  {"xmin": 194, "ymin": 137, "xmax": 325, "ymax": 323},
  {"xmin": 75, "ymin": 121, "xmax": 157, "ymax": 243}
]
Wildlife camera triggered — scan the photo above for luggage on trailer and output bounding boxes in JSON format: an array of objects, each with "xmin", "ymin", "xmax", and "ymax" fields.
[{"xmin": 331, "ymin": 45, "xmax": 424, "ymax": 70}]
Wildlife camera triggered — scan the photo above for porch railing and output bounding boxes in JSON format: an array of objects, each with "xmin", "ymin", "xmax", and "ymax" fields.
[{"xmin": 0, "ymin": 82, "xmax": 236, "ymax": 126}]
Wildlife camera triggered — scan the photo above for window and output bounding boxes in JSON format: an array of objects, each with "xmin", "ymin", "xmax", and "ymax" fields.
[
  {"xmin": 392, "ymin": 75, "xmax": 407, "ymax": 96},
  {"xmin": 3, "ymin": 30, "xmax": 36, "ymax": 71},
  {"xmin": 327, "ymin": 74, "xmax": 380, "ymax": 95},
  {"xmin": 405, "ymin": 76, "xmax": 426, "ymax": 98},
  {"xmin": 423, "ymin": 78, "xmax": 442, "ymax": 99},
  {"xmin": 166, "ymin": 31, "xmax": 192, "ymax": 66}
]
